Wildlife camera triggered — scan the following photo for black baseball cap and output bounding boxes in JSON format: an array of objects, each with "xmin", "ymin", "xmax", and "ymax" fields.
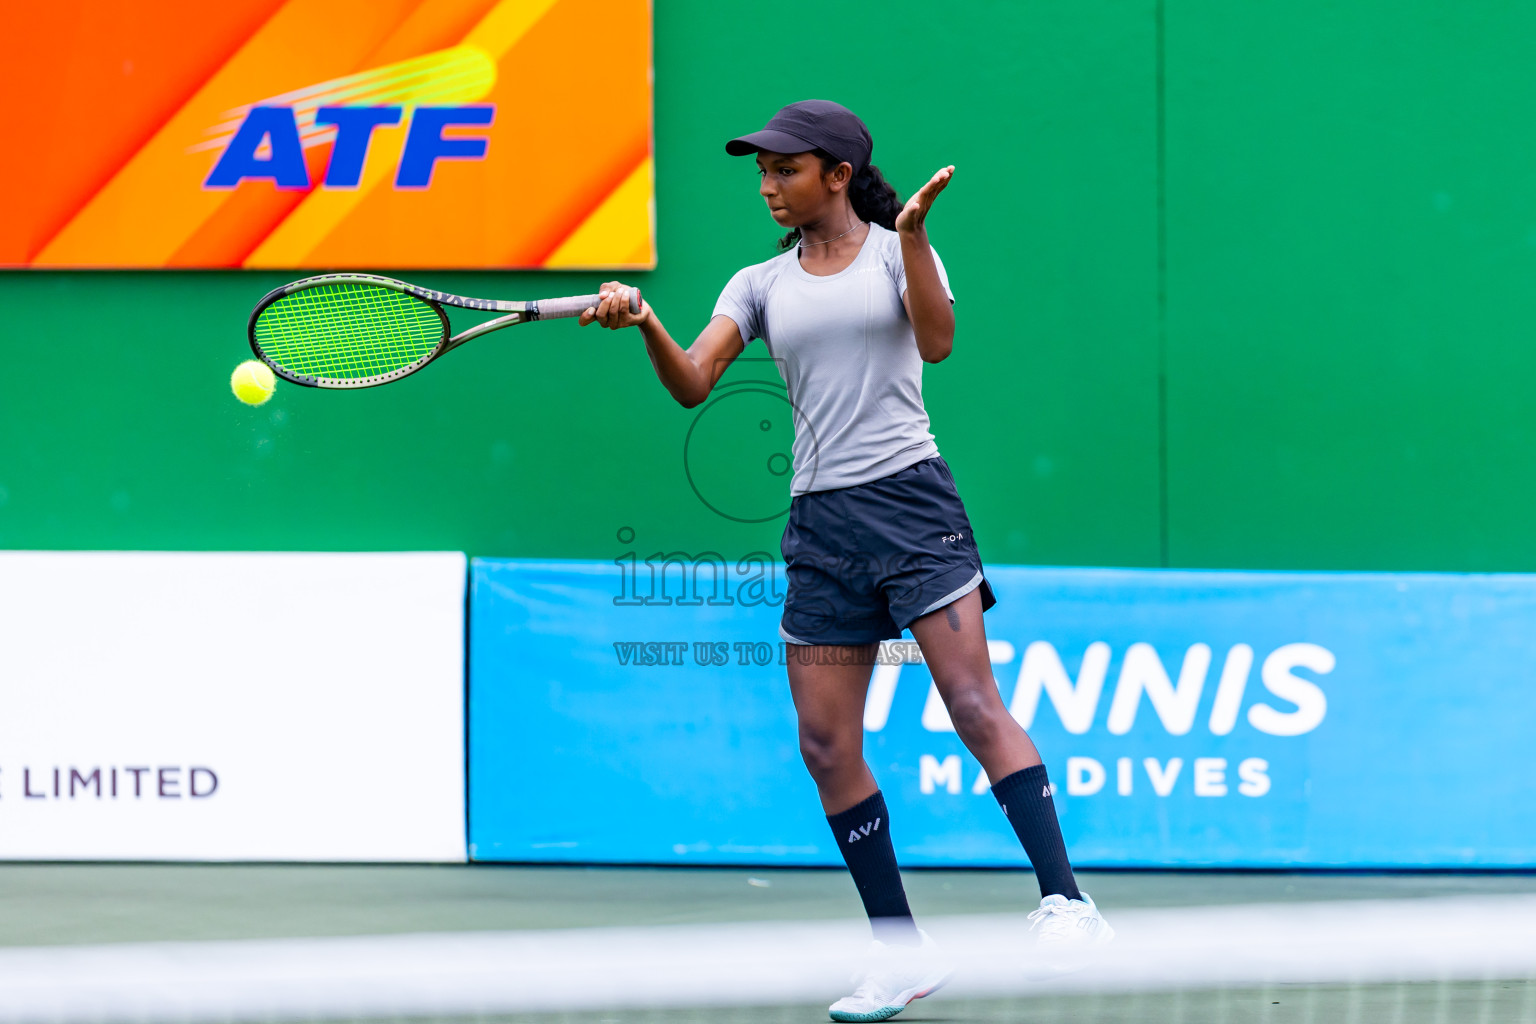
[{"xmin": 725, "ymin": 100, "xmax": 873, "ymax": 171}]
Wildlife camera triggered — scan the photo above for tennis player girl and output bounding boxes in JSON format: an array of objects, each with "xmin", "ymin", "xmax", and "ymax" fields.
[{"xmin": 583, "ymin": 100, "xmax": 1112, "ymax": 1021}]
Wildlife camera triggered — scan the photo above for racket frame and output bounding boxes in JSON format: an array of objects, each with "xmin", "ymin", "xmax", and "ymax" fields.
[{"xmin": 248, "ymin": 273, "xmax": 627, "ymax": 389}]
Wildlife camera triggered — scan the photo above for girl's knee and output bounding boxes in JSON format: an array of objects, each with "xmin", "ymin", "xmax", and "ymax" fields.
[
  {"xmin": 798, "ymin": 727, "xmax": 861, "ymax": 783},
  {"xmin": 942, "ymin": 682, "xmax": 1011, "ymax": 741}
]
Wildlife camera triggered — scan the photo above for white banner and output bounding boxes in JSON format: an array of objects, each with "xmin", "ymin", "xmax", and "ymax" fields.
[{"xmin": 0, "ymin": 552, "xmax": 467, "ymax": 861}]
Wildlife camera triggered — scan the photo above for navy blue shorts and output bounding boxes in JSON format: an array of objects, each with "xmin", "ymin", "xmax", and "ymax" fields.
[{"xmin": 779, "ymin": 456, "xmax": 998, "ymax": 646}]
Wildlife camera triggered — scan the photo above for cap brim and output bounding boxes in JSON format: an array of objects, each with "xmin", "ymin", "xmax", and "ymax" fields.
[{"xmin": 724, "ymin": 128, "xmax": 819, "ymax": 157}]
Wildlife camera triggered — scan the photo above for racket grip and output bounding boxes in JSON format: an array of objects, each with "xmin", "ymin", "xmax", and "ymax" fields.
[{"xmin": 537, "ymin": 290, "xmax": 642, "ymax": 320}]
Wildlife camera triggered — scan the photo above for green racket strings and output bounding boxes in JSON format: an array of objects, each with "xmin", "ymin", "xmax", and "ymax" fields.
[{"xmin": 254, "ymin": 283, "xmax": 443, "ymax": 381}]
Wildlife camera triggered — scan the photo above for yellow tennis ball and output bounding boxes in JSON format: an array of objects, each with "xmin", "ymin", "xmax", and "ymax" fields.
[{"xmin": 230, "ymin": 360, "xmax": 276, "ymax": 406}]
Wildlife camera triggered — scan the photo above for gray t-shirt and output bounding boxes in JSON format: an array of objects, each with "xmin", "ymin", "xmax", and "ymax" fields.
[{"xmin": 711, "ymin": 223, "xmax": 954, "ymax": 496}]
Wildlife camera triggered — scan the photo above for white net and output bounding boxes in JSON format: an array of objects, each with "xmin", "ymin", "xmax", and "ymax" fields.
[{"xmin": 0, "ymin": 893, "xmax": 1531, "ymax": 1023}]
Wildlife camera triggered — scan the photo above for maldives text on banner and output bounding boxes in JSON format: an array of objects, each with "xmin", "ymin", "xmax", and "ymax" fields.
[
  {"xmin": 469, "ymin": 559, "xmax": 1536, "ymax": 868},
  {"xmin": 0, "ymin": 552, "xmax": 468, "ymax": 861},
  {"xmin": 2, "ymin": 0, "xmax": 653, "ymax": 269}
]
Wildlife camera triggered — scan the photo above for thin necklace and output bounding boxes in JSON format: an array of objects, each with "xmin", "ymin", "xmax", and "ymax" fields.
[{"xmin": 798, "ymin": 219, "xmax": 864, "ymax": 248}]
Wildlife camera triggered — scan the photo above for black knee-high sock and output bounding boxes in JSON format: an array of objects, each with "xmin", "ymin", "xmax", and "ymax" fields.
[
  {"xmin": 826, "ymin": 790, "xmax": 920, "ymax": 945},
  {"xmin": 991, "ymin": 764, "xmax": 1083, "ymax": 901}
]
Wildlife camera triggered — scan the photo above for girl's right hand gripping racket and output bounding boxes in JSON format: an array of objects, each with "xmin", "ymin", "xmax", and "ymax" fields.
[{"xmin": 248, "ymin": 273, "xmax": 640, "ymax": 389}]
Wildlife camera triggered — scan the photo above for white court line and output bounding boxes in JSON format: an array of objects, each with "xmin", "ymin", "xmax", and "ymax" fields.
[{"xmin": 0, "ymin": 894, "xmax": 1531, "ymax": 1021}]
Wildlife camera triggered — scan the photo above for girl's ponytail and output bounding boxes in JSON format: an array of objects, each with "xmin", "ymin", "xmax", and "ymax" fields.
[{"xmin": 847, "ymin": 163, "xmax": 902, "ymax": 231}]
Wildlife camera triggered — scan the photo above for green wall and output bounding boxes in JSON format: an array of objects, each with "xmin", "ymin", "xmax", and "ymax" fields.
[
  {"xmin": 1162, "ymin": 2, "xmax": 1536, "ymax": 570},
  {"xmin": 2, "ymin": 1, "xmax": 1532, "ymax": 572}
]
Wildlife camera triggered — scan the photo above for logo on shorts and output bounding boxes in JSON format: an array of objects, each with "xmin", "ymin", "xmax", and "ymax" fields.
[{"xmin": 942, "ymin": 532, "xmax": 965, "ymax": 543}]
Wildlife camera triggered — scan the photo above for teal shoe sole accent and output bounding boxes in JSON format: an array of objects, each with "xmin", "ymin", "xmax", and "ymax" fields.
[{"xmin": 829, "ymin": 1005, "xmax": 906, "ymax": 1022}]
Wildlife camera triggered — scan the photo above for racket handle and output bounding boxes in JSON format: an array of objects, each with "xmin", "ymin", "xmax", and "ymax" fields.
[{"xmin": 536, "ymin": 289, "xmax": 642, "ymax": 320}]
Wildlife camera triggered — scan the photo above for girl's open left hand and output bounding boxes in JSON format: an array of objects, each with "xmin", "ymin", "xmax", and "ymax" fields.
[{"xmin": 895, "ymin": 165, "xmax": 954, "ymax": 236}]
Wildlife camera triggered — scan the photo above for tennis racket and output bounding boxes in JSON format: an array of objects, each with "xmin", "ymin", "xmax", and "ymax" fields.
[{"xmin": 247, "ymin": 273, "xmax": 640, "ymax": 389}]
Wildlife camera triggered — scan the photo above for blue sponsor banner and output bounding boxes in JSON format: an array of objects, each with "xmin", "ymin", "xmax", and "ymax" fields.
[{"xmin": 468, "ymin": 559, "xmax": 1536, "ymax": 867}]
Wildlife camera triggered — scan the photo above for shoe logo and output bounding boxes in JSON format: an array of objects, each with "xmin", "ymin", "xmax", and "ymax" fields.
[{"xmin": 846, "ymin": 817, "xmax": 882, "ymax": 843}]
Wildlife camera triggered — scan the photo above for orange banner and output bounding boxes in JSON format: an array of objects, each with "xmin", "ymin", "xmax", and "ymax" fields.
[{"xmin": 0, "ymin": 0, "xmax": 654, "ymax": 269}]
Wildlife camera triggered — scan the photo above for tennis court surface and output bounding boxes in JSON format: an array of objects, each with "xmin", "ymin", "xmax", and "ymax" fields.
[{"xmin": 1, "ymin": 864, "xmax": 1530, "ymax": 1022}]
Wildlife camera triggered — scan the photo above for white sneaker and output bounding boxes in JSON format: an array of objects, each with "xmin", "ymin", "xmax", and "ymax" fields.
[
  {"xmin": 828, "ymin": 928, "xmax": 951, "ymax": 1022},
  {"xmin": 1028, "ymin": 891, "xmax": 1115, "ymax": 948}
]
